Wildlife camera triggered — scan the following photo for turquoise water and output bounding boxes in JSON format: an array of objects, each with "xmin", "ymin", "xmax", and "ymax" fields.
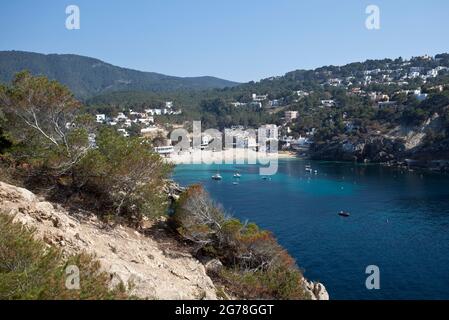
[{"xmin": 173, "ymin": 159, "xmax": 449, "ymax": 300}]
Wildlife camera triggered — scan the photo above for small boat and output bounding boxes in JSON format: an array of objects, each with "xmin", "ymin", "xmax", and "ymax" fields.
[
  {"xmin": 211, "ymin": 173, "xmax": 222, "ymax": 180},
  {"xmin": 338, "ymin": 211, "xmax": 350, "ymax": 217},
  {"xmin": 233, "ymin": 172, "xmax": 242, "ymax": 178},
  {"xmin": 305, "ymin": 165, "xmax": 313, "ymax": 173},
  {"xmin": 232, "ymin": 182, "xmax": 239, "ymax": 185},
  {"xmin": 314, "ymin": 170, "xmax": 318, "ymax": 175}
]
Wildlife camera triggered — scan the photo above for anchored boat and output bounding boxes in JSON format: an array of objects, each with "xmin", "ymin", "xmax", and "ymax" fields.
[{"xmin": 338, "ymin": 211, "xmax": 350, "ymax": 217}]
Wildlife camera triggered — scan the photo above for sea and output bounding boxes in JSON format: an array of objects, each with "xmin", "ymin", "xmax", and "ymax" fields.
[{"xmin": 173, "ymin": 159, "xmax": 449, "ymax": 300}]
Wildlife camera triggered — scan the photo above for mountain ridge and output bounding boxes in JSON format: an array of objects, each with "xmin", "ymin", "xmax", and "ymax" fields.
[{"xmin": 0, "ymin": 50, "xmax": 239, "ymax": 99}]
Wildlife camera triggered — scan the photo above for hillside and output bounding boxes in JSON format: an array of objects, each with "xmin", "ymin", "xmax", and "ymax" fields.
[
  {"xmin": 0, "ymin": 181, "xmax": 218, "ymax": 299},
  {"xmin": 0, "ymin": 51, "xmax": 239, "ymax": 99}
]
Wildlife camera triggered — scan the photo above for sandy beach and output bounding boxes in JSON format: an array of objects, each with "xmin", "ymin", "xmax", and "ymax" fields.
[{"xmin": 166, "ymin": 148, "xmax": 297, "ymax": 165}]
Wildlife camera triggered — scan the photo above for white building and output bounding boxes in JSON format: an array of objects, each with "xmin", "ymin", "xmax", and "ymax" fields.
[
  {"xmin": 327, "ymin": 78, "xmax": 342, "ymax": 86},
  {"xmin": 427, "ymin": 69, "xmax": 439, "ymax": 78},
  {"xmin": 154, "ymin": 146, "xmax": 174, "ymax": 157},
  {"xmin": 295, "ymin": 90, "xmax": 310, "ymax": 98},
  {"xmin": 201, "ymin": 135, "xmax": 212, "ymax": 149},
  {"xmin": 252, "ymin": 93, "xmax": 268, "ymax": 102},
  {"xmin": 115, "ymin": 113, "xmax": 127, "ymax": 121},
  {"xmin": 260, "ymin": 124, "xmax": 278, "ymax": 140},
  {"xmin": 413, "ymin": 89, "xmax": 428, "ymax": 101},
  {"xmin": 285, "ymin": 111, "xmax": 299, "ymax": 122},
  {"xmin": 146, "ymin": 109, "xmax": 162, "ymax": 116},
  {"xmin": 269, "ymin": 100, "xmax": 280, "ymax": 107},
  {"xmin": 230, "ymin": 102, "xmax": 247, "ymax": 107},
  {"xmin": 96, "ymin": 114, "xmax": 106, "ymax": 123},
  {"xmin": 321, "ymin": 100, "xmax": 336, "ymax": 107},
  {"xmin": 137, "ymin": 117, "xmax": 154, "ymax": 125}
]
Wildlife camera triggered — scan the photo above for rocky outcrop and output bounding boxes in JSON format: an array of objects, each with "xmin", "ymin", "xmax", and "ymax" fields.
[
  {"xmin": 310, "ymin": 113, "xmax": 449, "ymax": 166},
  {"xmin": 0, "ymin": 181, "xmax": 217, "ymax": 300},
  {"xmin": 303, "ymin": 280, "xmax": 330, "ymax": 301},
  {"xmin": 311, "ymin": 135, "xmax": 405, "ymax": 163}
]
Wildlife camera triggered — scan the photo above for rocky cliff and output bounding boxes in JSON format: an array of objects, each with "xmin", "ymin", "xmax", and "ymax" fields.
[
  {"xmin": 0, "ymin": 181, "xmax": 217, "ymax": 300},
  {"xmin": 310, "ymin": 113, "xmax": 449, "ymax": 169},
  {"xmin": 310, "ymin": 135, "xmax": 405, "ymax": 163}
]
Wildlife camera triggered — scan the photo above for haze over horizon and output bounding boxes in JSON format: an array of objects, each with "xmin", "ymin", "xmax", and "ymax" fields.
[{"xmin": 1, "ymin": 0, "xmax": 449, "ymax": 82}]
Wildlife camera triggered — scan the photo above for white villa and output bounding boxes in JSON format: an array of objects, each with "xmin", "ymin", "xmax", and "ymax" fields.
[
  {"xmin": 96, "ymin": 114, "xmax": 106, "ymax": 123},
  {"xmin": 252, "ymin": 93, "xmax": 268, "ymax": 102}
]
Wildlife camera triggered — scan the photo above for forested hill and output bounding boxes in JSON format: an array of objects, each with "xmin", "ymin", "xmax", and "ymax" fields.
[
  {"xmin": 0, "ymin": 51, "xmax": 239, "ymax": 99},
  {"xmin": 86, "ymin": 53, "xmax": 449, "ymax": 107}
]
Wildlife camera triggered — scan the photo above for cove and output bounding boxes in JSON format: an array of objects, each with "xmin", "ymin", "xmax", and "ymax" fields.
[{"xmin": 173, "ymin": 159, "xmax": 449, "ymax": 300}]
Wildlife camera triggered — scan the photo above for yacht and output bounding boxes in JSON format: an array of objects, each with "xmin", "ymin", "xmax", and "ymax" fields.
[
  {"xmin": 233, "ymin": 172, "xmax": 242, "ymax": 178},
  {"xmin": 338, "ymin": 211, "xmax": 350, "ymax": 217},
  {"xmin": 211, "ymin": 173, "xmax": 223, "ymax": 180}
]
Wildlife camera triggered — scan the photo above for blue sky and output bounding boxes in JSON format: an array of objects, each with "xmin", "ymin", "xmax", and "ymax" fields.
[{"xmin": 1, "ymin": 0, "xmax": 448, "ymax": 82}]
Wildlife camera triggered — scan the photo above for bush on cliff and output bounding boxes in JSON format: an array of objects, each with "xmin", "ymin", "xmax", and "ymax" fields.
[
  {"xmin": 0, "ymin": 212, "xmax": 129, "ymax": 300},
  {"xmin": 171, "ymin": 185, "xmax": 310, "ymax": 300},
  {"xmin": 0, "ymin": 71, "xmax": 91, "ymax": 181},
  {"xmin": 0, "ymin": 72, "xmax": 172, "ymax": 222},
  {"xmin": 74, "ymin": 128, "xmax": 173, "ymax": 220}
]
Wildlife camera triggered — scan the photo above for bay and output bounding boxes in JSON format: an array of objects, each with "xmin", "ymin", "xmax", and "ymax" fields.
[{"xmin": 173, "ymin": 159, "xmax": 449, "ymax": 300}]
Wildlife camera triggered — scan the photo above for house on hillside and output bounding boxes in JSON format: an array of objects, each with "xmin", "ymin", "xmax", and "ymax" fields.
[
  {"xmin": 285, "ymin": 111, "xmax": 299, "ymax": 122},
  {"xmin": 252, "ymin": 93, "xmax": 268, "ymax": 102},
  {"xmin": 321, "ymin": 100, "xmax": 336, "ymax": 108},
  {"xmin": 96, "ymin": 114, "xmax": 106, "ymax": 123}
]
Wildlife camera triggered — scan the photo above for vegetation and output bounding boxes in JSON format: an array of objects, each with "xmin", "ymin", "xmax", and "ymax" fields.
[
  {"xmin": 0, "ymin": 51, "xmax": 238, "ymax": 99},
  {"xmin": 0, "ymin": 71, "xmax": 90, "ymax": 177},
  {"xmin": 0, "ymin": 72, "xmax": 172, "ymax": 222},
  {"xmin": 76, "ymin": 128, "xmax": 173, "ymax": 220},
  {"xmin": 0, "ymin": 212, "xmax": 129, "ymax": 300},
  {"xmin": 171, "ymin": 185, "xmax": 310, "ymax": 300}
]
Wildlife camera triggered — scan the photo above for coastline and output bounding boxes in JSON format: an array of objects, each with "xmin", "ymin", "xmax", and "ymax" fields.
[{"xmin": 165, "ymin": 148, "xmax": 298, "ymax": 165}]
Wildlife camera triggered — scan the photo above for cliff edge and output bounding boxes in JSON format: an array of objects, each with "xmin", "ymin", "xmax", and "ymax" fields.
[{"xmin": 0, "ymin": 181, "xmax": 217, "ymax": 300}]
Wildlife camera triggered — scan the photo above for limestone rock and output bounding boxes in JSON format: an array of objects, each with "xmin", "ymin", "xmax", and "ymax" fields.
[
  {"xmin": 0, "ymin": 181, "xmax": 217, "ymax": 300},
  {"xmin": 304, "ymin": 280, "xmax": 330, "ymax": 301}
]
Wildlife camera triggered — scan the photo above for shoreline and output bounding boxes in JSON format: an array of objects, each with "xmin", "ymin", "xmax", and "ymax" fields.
[{"xmin": 165, "ymin": 148, "xmax": 298, "ymax": 165}]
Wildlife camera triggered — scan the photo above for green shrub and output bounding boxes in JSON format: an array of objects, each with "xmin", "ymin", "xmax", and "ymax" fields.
[
  {"xmin": 75, "ymin": 128, "xmax": 173, "ymax": 220},
  {"xmin": 0, "ymin": 71, "xmax": 90, "ymax": 180},
  {"xmin": 220, "ymin": 266, "xmax": 310, "ymax": 300},
  {"xmin": 172, "ymin": 185, "xmax": 310, "ymax": 300},
  {"xmin": 0, "ymin": 213, "xmax": 129, "ymax": 300},
  {"xmin": 172, "ymin": 184, "xmax": 225, "ymax": 250}
]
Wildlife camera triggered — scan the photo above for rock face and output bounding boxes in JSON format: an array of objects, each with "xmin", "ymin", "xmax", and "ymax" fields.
[
  {"xmin": 310, "ymin": 113, "xmax": 449, "ymax": 166},
  {"xmin": 303, "ymin": 280, "xmax": 330, "ymax": 301},
  {"xmin": 0, "ymin": 181, "xmax": 217, "ymax": 300},
  {"xmin": 311, "ymin": 135, "xmax": 405, "ymax": 163}
]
